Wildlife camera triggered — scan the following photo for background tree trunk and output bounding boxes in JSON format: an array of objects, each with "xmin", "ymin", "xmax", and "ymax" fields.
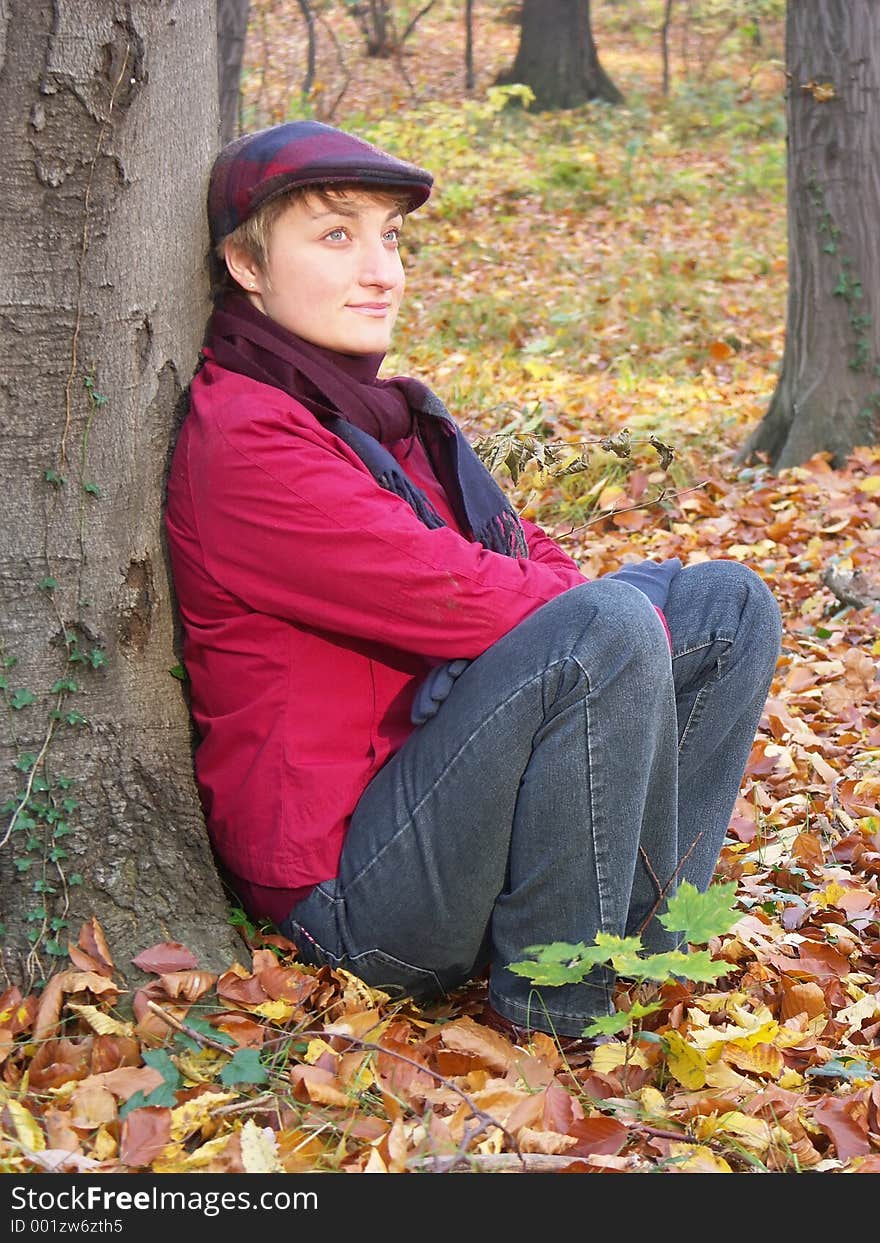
[
  {"xmin": 740, "ymin": 0, "xmax": 880, "ymax": 470},
  {"xmin": 497, "ymin": 0, "xmax": 623, "ymax": 110},
  {"xmin": 0, "ymin": 0, "xmax": 242, "ymax": 990},
  {"xmin": 217, "ymin": 0, "xmax": 251, "ymax": 145}
]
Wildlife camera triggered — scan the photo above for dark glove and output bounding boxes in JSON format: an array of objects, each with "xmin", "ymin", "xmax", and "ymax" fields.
[
  {"xmin": 411, "ymin": 658, "xmax": 470, "ymax": 725},
  {"xmin": 606, "ymin": 557, "xmax": 682, "ymax": 609}
]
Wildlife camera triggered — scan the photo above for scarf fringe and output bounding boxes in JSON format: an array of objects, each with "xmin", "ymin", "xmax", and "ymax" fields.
[
  {"xmin": 376, "ymin": 471, "xmax": 447, "ymax": 531},
  {"xmin": 472, "ymin": 509, "xmax": 528, "ymax": 558}
]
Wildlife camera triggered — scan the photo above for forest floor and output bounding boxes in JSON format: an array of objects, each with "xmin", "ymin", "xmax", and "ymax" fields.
[{"xmin": 2, "ymin": 3, "xmax": 879, "ymax": 1175}]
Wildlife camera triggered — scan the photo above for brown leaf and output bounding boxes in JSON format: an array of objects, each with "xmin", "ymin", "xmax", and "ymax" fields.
[
  {"xmin": 216, "ymin": 970, "xmax": 269, "ymax": 1006},
  {"xmin": 209, "ymin": 1012, "xmax": 266, "ymax": 1049},
  {"xmin": 256, "ymin": 963, "xmax": 319, "ymax": 1005},
  {"xmin": 439, "ymin": 1016, "xmax": 519, "ymax": 1073},
  {"xmin": 131, "ymin": 942, "xmax": 199, "ymax": 974},
  {"xmin": 76, "ymin": 918, "xmax": 115, "ymax": 976},
  {"xmin": 289, "ymin": 1064, "xmax": 351, "ymax": 1107},
  {"xmin": 68, "ymin": 1080, "xmax": 118, "ymax": 1130},
  {"xmin": 33, "ymin": 973, "xmax": 67, "ymax": 1042},
  {"xmin": 812, "ymin": 1095, "xmax": 871, "ymax": 1161},
  {"xmin": 43, "ymin": 1107, "xmax": 83, "ymax": 1154},
  {"xmin": 92, "ymin": 1065, "xmax": 165, "ymax": 1101},
  {"xmin": 568, "ymin": 1115, "xmax": 629, "ymax": 1157},
  {"xmin": 27, "ymin": 1037, "xmax": 93, "ymax": 1091},
  {"xmin": 792, "ymin": 940, "xmax": 851, "ymax": 981},
  {"xmin": 518, "ymin": 1126, "xmax": 577, "ymax": 1154},
  {"xmin": 780, "ymin": 980, "xmax": 827, "ymax": 1022},
  {"xmin": 155, "ymin": 971, "xmax": 217, "ymax": 1002},
  {"xmin": 90, "ymin": 1035, "xmax": 142, "ymax": 1074},
  {"xmin": 119, "ymin": 1106, "xmax": 172, "ymax": 1167},
  {"xmin": 543, "ymin": 1078, "xmax": 584, "ymax": 1133}
]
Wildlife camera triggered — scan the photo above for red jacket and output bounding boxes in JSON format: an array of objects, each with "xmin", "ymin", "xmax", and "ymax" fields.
[{"xmin": 164, "ymin": 361, "xmax": 586, "ymax": 906}]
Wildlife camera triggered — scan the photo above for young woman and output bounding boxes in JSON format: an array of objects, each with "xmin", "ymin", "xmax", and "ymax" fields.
[{"xmin": 165, "ymin": 120, "xmax": 782, "ymax": 1047}]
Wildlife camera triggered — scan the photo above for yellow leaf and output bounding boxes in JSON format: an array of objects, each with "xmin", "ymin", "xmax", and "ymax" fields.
[
  {"xmin": 723, "ymin": 1041, "xmax": 785, "ymax": 1079},
  {"xmin": 67, "ymin": 1004, "xmax": 133, "ymax": 1037},
  {"xmin": 694, "ymin": 1111, "xmax": 773, "ymax": 1153},
  {"xmin": 598, "ymin": 484, "xmax": 625, "ymax": 509},
  {"xmin": 175, "ymin": 1047, "xmax": 230, "ymax": 1085},
  {"xmin": 638, "ymin": 1086, "xmax": 668, "ymax": 1119},
  {"xmin": 92, "ymin": 1126, "xmax": 118, "ymax": 1160},
  {"xmin": 5, "ymin": 1099, "xmax": 45, "ymax": 1151},
  {"xmin": 303, "ymin": 1039, "xmax": 338, "ymax": 1065},
  {"xmin": 857, "ymin": 476, "xmax": 880, "ymax": 493},
  {"xmin": 591, "ymin": 1041, "xmax": 649, "ymax": 1075},
  {"xmin": 704, "ymin": 1061, "xmax": 755, "ymax": 1091},
  {"xmin": 690, "ymin": 1017, "xmax": 780, "ymax": 1053},
  {"xmin": 169, "ymin": 1091, "xmax": 238, "ymax": 1142},
  {"xmin": 240, "ymin": 1118, "xmax": 283, "ymax": 1173},
  {"xmin": 669, "ymin": 1142, "xmax": 732, "ymax": 1172},
  {"xmin": 778, "ymin": 1069, "xmax": 805, "ymax": 1090},
  {"xmin": 337, "ymin": 969, "xmax": 390, "ymax": 1011},
  {"xmin": 324, "ymin": 1009, "xmax": 387, "ymax": 1041},
  {"xmin": 251, "ymin": 998, "xmax": 296, "ymax": 1022},
  {"xmin": 154, "ymin": 1134, "xmax": 233, "ymax": 1173},
  {"xmin": 522, "ymin": 359, "xmax": 556, "ymax": 380},
  {"xmin": 664, "ymin": 1030, "xmax": 707, "ymax": 1089}
]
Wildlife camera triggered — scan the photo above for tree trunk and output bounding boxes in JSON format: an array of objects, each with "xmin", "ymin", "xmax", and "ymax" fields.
[
  {"xmin": 0, "ymin": 0, "xmax": 243, "ymax": 990},
  {"xmin": 217, "ymin": 0, "xmax": 251, "ymax": 146},
  {"xmin": 740, "ymin": 0, "xmax": 880, "ymax": 470},
  {"xmin": 497, "ymin": 0, "xmax": 623, "ymax": 111}
]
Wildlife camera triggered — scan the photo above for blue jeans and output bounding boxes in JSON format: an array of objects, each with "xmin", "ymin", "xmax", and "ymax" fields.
[{"xmin": 280, "ymin": 560, "xmax": 782, "ymax": 1037}]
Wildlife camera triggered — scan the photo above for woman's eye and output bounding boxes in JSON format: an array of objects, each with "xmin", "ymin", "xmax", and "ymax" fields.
[
  {"xmin": 325, "ymin": 227, "xmax": 348, "ymax": 242},
  {"xmin": 383, "ymin": 228, "xmax": 401, "ymax": 245}
]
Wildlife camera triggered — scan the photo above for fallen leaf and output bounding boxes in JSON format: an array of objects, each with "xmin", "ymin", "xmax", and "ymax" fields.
[{"xmin": 119, "ymin": 1106, "xmax": 172, "ymax": 1167}]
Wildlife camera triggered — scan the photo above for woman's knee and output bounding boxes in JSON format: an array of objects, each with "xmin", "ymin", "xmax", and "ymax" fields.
[
  {"xmin": 560, "ymin": 578, "xmax": 670, "ymax": 669},
  {"xmin": 680, "ymin": 559, "xmax": 782, "ymax": 668}
]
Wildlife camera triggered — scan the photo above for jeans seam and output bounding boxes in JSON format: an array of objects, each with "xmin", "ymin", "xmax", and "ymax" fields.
[
  {"xmin": 675, "ymin": 635, "xmax": 732, "ymax": 755},
  {"xmin": 575, "ymin": 651, "xmax": 612, "ymax": 937},
  {"xmin": 671, "ymin": 632, "xmax": 734, "ymax": 661}
]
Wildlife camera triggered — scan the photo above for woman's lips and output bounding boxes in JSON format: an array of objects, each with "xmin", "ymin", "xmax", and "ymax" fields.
[{"xmin": 347, "ymin": 303, "xmax": 391, "ymax": 317}]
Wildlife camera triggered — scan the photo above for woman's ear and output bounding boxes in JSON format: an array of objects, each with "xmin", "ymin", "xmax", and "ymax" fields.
[{"xmin": 224, "ymin": 239, "xmax": 263, "ymax": 294}]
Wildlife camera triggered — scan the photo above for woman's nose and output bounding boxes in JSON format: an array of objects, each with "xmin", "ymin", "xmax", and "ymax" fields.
[{"xmin": 358, "ymin": 238, "xmax": 401, "ymax": 289}]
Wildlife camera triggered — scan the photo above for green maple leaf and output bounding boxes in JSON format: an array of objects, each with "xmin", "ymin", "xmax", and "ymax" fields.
[
  {"xmin": 658, "ymin": 880, "xmax": 739, "ymax": 944},
  {"xmin": 219, "ymin": 1047, "xmax": 269, "ymax": 1087}
]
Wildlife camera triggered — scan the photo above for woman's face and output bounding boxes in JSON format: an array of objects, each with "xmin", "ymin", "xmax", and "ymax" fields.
[{"xmin": 229, "ymin": 190, "xmax": 406, "ymax": 354}]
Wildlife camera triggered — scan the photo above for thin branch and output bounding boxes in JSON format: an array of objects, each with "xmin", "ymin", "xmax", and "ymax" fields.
[
  {"xmin": 295, "ymin": 0, "xmax": 316, "ymax": 99},
  {"xmin": 317, "ymin": 11, "xmax": 350, "ymax": 121},
  {"xmin": 555, "ymin": 481, "xmax": 710, "ymax": 540},
  {"xmin": 398, "ymin": 0, "xmax": 438, "ymax": 47},
  {"xmin": 144, "ymin": 998, "xmax": 237, "ymax": 1053},
  {"xmin": 265, "ymin": 1025, "xmax": 527, "ymax": 1172}
]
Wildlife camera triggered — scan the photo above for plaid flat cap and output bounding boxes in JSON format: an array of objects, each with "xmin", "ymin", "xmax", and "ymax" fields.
[{"xmin": 208, "ymin": 120, "xmax": 434, "ymax": 244}]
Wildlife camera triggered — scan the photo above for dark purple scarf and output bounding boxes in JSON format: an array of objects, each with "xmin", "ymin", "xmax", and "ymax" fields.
[{"xmin": 204, "ymin": 295, "xmax": 527, "ymax": 558}]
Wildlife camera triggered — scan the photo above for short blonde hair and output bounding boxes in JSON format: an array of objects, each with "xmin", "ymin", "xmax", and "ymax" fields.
[{"xmin": 212, "ymin": 183, "xmax": 411, "ymax": 301}]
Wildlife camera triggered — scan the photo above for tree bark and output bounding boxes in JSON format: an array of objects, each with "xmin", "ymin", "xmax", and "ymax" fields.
[
  {"xmin": 0, "ymin": 0, "xmax": 242, "ymax": 990},
  {"xmin": 497, "ymin": 0, "xmax": 623, "ymax": 111},
  {"xmin": 740, "ymin": 0, "xmax": 880, "ymax": 470},
  {"xmin": 217, "ymin": 0, "xmax": 251, "ymax": 146},
  {"xmin": 464, "ymin": 0, "xmax": 475, "ymax": 92}
]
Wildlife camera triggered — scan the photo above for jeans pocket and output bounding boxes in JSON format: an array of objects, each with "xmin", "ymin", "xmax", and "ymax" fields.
[
  {"xmin": 281, "ymin": 918, "xmax": 443, "ymax": 1002},
  {"xmin": 345, "ymin": 948, "xmax": 444, "ymax": 1002}
]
